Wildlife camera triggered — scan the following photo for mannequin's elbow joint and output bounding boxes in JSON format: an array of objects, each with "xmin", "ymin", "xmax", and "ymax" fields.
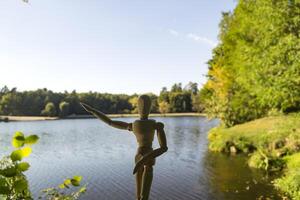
[{"xmin": 162, "ymin": 146, "xmax": 168, "ymax": 152}]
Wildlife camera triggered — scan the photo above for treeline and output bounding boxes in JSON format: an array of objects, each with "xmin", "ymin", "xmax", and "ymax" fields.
[
  {"xmin": 0, "ymin": 82, "xmax": 203, "ymax": 117},
  {"xmin": 200, "ymin": 0, "xmax": 300, "ymax": 127}
]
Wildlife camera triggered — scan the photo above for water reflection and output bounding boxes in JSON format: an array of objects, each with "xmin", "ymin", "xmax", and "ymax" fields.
[
  {"xmin": 0, "ymin": 117, "xmax": 281, "ymax": 199},
  {"xmin": 202, "ymin": 153, "xmax": 283, "ymax": 199}
]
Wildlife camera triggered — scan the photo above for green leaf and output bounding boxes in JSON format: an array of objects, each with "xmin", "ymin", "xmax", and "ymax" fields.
[
  {"xmin": 12, "ymin": 132, "xmax": 25, "ymax": 148},
  {"xmin": 64, "ymin": 179, "xmax": 71, "ymax": 186},
  {"xmin": 79, "ymin": 186, "xmax": 87, "ymax": 193},
  {"xmin": 11, "ymin": 150, "xmax": 23, "ymax": 161},
  {"xmin": 20, "ymin": 147, "xmax": 32, "ymax": 158},
  {"xmin": 73, "ymin": 175, "xmax": 82, "ymax": 182},
  {"xmin": 15, "ymin": 136, "xmax": 25, "ymax": 140},
  {"xmin": 14, "ymin": 131, "xmax": 24, "ymax": 138},
  {"xmin": 17, "ymin": 162, "xmax": 30, "ymax": 172},
  {"xmin": 14, "ymin": 179, "xmax": 28, "ymax": 192},
  {"xmin": 10, "ymin": 147, "xmax": 32, "ymax": 161},
  {"xmin": 0, "ymin": 167, "xmax": 17, "ymax": 177},
  {"xmin": 71, "ymin": 179, "xmax": 80, "ymax": 187},
  {"xmin": 0, "ymin": 178, "xmax": 6, "ymax": 186},
  {"xmin": 0, "ymin": 186, "xmax": 10, "ymax": 194},
  {"xmin": 25, "ymin": 135, "xmax": 39, "ymax": 145}
]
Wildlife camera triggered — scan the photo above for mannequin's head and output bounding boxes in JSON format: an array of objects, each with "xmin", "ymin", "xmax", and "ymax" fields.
[{"xmin": 137, "ymin": 95, "xmax": 152, "ymax": 119}]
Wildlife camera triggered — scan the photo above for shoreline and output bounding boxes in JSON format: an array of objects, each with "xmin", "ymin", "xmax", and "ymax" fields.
[
  {"xmin": 0, "ymin": 113, "xmax": 206, "ymax": 122},
  {"xmin": 208, "ymin": 113, "xmax": 300, "ymax": 199}
]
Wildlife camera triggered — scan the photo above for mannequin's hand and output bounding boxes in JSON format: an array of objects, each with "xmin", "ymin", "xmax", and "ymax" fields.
[{"xmin": 80, "ymin": 102, "xmax": 94, "ymax": 113}]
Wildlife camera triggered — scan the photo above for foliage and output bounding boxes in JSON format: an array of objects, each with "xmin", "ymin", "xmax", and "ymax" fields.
[
  {"xmin": 208, "ymin": 113, "xmax": 300, "ymax": 199},
  {"xmin": 59, "ymin": 101, "xmax": 70, "ymax": 117},
  {"xmin": 248, "ymin": 150, "xmax": 285, "ymax": 171},
  {"xmin": 41, "ymin": 102, "xmax": 57, "ymax": 117},
  {"xmin": 201, "ymin": 0, "xmax": 300, "ymax": 126},
  {"xmin": 170, "ymin": 83, "xmax": 182, "ymax": 93},
  {"xmin": 191, "ymin": 93, "xmax": 204, "ymax": 113},
  {"xmin": 158, "ymin": 87, "xmax": 169, "ymax": 103},
  {"xmin": 0, "ymin": 83, "xmax": 201, "ymax": 117},
  {"xmin": 158, "ymin": 101, "xmax": 170, "ymax": 114},
  {"xmin": 39, "ymin": 176, "xmax": 86, "ymax": 200},
  {"xmin": 183, "ymin": 82, "xmax": 198, "ymax": 95},
  {"xmin": 274, "ymin": 153, "xmax": 300, "ymax": 200},
  {"xmin": 208, "ymin": 113, "xmax": 300, "ymax": 155},
  {"xmin": 147, "ymin": 93, "xmax": 159, "ymax": 113},
  {"xmin": 157, "ymin": 82, "xmax": 199, "ymax": 113},
  {"xmin": 129, "ymin": 96, "xmax": 139, "ymax": 114},
  {"xmin": 169, "ymin": 92, "xmax": 192, "ymax": 113},
  {"xmin": 0, "ymin": 132, "xmax": 86, "ymax": 200},
  {"xmin": 0, "ymin": 87, "xmax": 133, "ymax": 116},
  {"xmin": 0, "ymin": 132, "xmax": 39, "ymax": 199}
]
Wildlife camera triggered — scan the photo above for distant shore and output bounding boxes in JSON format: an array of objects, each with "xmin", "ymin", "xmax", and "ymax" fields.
[
  {"xmin": 0, "ymin": 113, "xmax": 206, "ymax": 122},
  {"xmin": 0, "ymin": 116, "xmax": 58, "ymax": 122}
]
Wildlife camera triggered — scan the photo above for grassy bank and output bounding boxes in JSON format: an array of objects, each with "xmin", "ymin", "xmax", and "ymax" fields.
[
  {"xmin": 274, "ymin": 153, "xmax": 300, "ymax": 199},
  {"xmin": 208, "ymin": 113, "xmax": 300, "ymax": 199}
]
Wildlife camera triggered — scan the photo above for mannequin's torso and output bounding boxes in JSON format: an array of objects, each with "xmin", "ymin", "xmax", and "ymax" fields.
[{"xmin": 132, "ymin": 119, "xmax": 156, "ymax": 148}]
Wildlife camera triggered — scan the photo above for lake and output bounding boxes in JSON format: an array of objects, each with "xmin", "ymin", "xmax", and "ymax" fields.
[{"xmin": 0, "ymin": 117, "xmax": 281, "ymax": 199}]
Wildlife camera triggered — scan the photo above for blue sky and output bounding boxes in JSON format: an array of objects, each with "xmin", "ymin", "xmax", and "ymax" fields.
[{"xmin": 0, "ymin": 0, "xmax": 236, "ymax": 94}]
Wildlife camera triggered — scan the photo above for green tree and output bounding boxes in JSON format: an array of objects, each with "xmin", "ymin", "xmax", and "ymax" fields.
[
  {"xmin": 158, "ymin": 101, "xmax": 170, "ymax": 114},
  {"xmin": 158, "ymin": 87, "xmax": 170, "ymax": 103},
  {"xmin": 41, "ymin": 102, "xmax": 57, "ymax": 117},
  {"xmin": 170, "ymin": 83, "xmax": 182, "ymax": 93},
  {"xmin": 184, "ymin": 82, "xmax": 198, "ymax": 95},
  {"xmin": 129, "ymin": 96, "xmax": 139, "ymax": 114},
  {"xmin": 59, "ymin": 101, "xmax": 70, "ymax": 117},
  {"xmin": 201, "ymin": 0, "xmax": 300, "ymax": 126},
  {"xmin": 192, "ymin": 93, "xmax": 204, "ymax": 113},
  {"xmin": 169, "ymin": 92, "xmax": 192, "ymax": 113},
  {"xmin": 147, "ymin": 93, "xmax": 159, "ymax": 113}
]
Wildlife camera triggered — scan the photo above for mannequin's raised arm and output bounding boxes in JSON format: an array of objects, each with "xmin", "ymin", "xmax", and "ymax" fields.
[{"xmin": 80, "ymin": 102, "xmax": 132, "ymax": 131}]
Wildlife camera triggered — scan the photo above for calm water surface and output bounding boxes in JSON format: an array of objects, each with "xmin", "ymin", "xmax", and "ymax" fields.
[{"xmin": 0, "ymin": 117, "xmax": 281, "ymax": 199}]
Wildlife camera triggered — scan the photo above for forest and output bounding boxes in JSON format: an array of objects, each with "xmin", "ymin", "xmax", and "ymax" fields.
[
  {"xmin": 0, "ymin": 82, "xmax": 201, "ymax": 117},
  {"xmin": 200, "ymin": 0, "xmax": 300, "ymax": 127},
  {"xmin": 206, "ymin": 1, "xmax": 300, "ymax": 199}
]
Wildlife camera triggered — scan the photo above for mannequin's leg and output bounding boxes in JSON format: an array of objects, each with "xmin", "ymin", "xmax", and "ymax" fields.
[
  {"xmin": 141, "ymin": 165, "xmax": 153, "ymax": 200},
  {"xmin": 135, "ymin": 167, "xmax": 144, "ymax": 200}
]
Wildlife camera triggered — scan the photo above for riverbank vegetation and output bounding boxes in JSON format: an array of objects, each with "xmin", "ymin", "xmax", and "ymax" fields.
[
  {"xmin": 274, "ymin": 153, "xmax": 300, "ymax": 199},
  {"xmin": 204, "ymin": 0, "xmax": 300, "ymax": 198},
  {"xmin": 0, "ymin": 82, "xmax": 202, "ymax": 117},
  {"xmin": 208, "ymin": 113, "xmax": 300, "ymax": 198}
]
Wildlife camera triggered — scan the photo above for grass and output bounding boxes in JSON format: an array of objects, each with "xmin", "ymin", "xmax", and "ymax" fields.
[
  {"xmin": 208, "ymin": 113, "xmax": 300, "ymax": 199},
  {"xmin": 273, "ymin": 153, "xmax": 300, "ymax": 200}
]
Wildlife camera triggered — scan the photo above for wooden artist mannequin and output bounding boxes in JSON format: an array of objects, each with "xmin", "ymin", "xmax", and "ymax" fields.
[{"xmin": 80, "ymin": 95, "xmax": 168, "ymax": 200}]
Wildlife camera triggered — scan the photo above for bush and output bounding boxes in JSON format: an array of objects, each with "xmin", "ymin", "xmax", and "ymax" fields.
[
  {"xmin": 274, "ymin": 153, "xmax": 300, "ymax": 199},
  {"xmin": 274, "ymin": 170, "xmax": 300, "ymax": 200}
]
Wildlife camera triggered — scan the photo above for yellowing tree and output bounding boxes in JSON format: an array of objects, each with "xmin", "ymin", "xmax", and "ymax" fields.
[{"xmin": 158, "ymin": 101, "xmax": 170, "ymax": 114}]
